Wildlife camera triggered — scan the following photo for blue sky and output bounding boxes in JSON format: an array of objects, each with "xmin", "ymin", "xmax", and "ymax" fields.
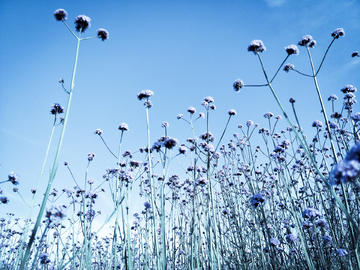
[{"xmin": 0, "ymin": 0, "xmax": 359, "ymax": 227}]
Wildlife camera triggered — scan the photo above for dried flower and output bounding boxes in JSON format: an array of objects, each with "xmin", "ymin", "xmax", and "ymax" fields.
[
  {"xmin": 285, "ymin": 45, "xmax": 299, "ymax": 55},
  {"xmin": 74, "ymin": 15, "xmax": 91, "ymax": 32},
  {"xmin": 248, "ymin": 40, "xmax": 266, "ymax": 54},
  {"xmin": 97, "ymin": 28, "xmax": 109, "ymax": 41},
  {"xmin": 54, "ymin": 9, "xmax": 67, "ymax": 21}
]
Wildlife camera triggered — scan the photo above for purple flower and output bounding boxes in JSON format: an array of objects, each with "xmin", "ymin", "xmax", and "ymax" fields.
[
  {"xmin": 40, "ymin": 252, "xmax": 51, "ymax": 264},
  {"xmin": 302, "ymin": 208, "xmax": 321, "ymax": 220},
  {"xmin": 352, "ymin": 51, "xmax": 359, "ymax": 57},
  {"xmin": 45, "ymin": 204, "xmax": 67, "ymax": 222},
  {"xmin": 289, "ymin": 248, "xmax": 297, "ymax": 255},
  {"xmin": 187, "ymin": 106, "xmax": 196, "ymax": 114},
  {"xmin": 87, "ymin": 152, "xmax": 95, "ymax": 161},
  {"xmin": 331, "ymin": 159, "xmax": 360, "ymax": 185},
  {"xmin": 298, "ymin": 35, "xmax": 313, "ymax": 47},
  {"xmin": 0, "ymin": 197, "xmax": 9, "ymax": 204},
  {"xmin": 144, "ymin": 100, "xmax": 153, "ymax": 108},
  {"xmin": 199, "ymin": 112, "xmax": 205, "ymax": 118},
  {"xmin": 209, "ymin": 104, "xmax": 216, "ymax": 110},
  {"xmin": 138, "ymin": 90, "xmax": 154, "ymax": 100},
  {"xmin": 179, "ymin": 146, "xmax": 187, "ymax": 155},
  {"xmin": 233, "ymin": 79, "xmax": 244, "ymax": 92},
  {"xmin": 161, "ymin": 121, "xmax": 169, "ymax": 128},
  {"xmin": 328, "ymin": 94, "xmax": 338, "ymax": 101},
  {"xmin": 263, "ymin": 112, "xmax": 274, "ymax": 119},
  {"xmin": 50, "ymin": 103, "xmax": 64, "ymax": 115},
  {"xmin": 270, "ymin": 238, "xmax": 280, "ymax": 246},
  {"xmin": 119, "ymin": 123, "xmax": 129, "ymax": 131},
  {"xmin": 285, "ymin": 234, "xmax": 297, "ymax": 243},
  {"xmin": 144, "ymin": 201, "xmax": 151, "ymax": 209},
  {"xmin": 340, "ymin": 85, "xmax": 357, "ymax": 93},
  {"xmin": 196, "ymin": 177, "xmax": 208, "ymax": 186},
  {"xmin": 164, "ymin": 137, "xmax": 179, "ymax": 149},
  {"xmin": 8, "ymin": 172, "xmax": 19, "ymax": 185},
  {"xmin": 312, "ymin": 120, "xmax": 323, "ymax": 128},
  {"xmin": 336, "ymin": 249, "xmax": 348, "ymax": 257},
  {"xmin": 54, "ymin": 9, "xmax": 67, "ymax": 21},
  {"xmin": 248, "ymin": 40, "xmax": 266, "ymax": 54},
  {"xmin": 331, "ymin": 28, "xmax": 345, "ymax": 39},
  {"xmin": 250, "ymin": 194, "xmax": 265, "ymax": 208},
  {"xmin": 315, "ymin": 219, "xmax": 328, "ymax": 228},
  {"xmin": 74, "ymin": 15, "xmax": 91, "ymax": 32},
  {"xmin": 323, "ymin": 235, "xmax": 332, "ymax": 243},
  {"xmin": 351, "ymin": 113, "xmax": 360, "ymax": 123},
  {"xmin": 285, "ymin": 45, "xmax": 299, "ymax": 55},
  {"xmin": 204, "ymin": 96, "xmax": 214, "ymax": 103},
  {"xmin": 177, "ymin": 114, "xmax": 183, "ymax": 119},
  {"xmin": 228, "ymin": 109, "xmax": 236, "ymax": 116},
  {"xmin": 95, "ymin": 129, "xmax": 103, "ymax": 135},
  {"xmin": 246, "ymin": 120, "xmax": 253, "ymax": 127},
  {"xmin": 301, "ymin": 221, "xmax": 313, "ymax": 229},
  {"xmin": 122, "ymin": 171, "xmax": 134, "ymax": 182},
  {"xmin": 284, "ymin": 64, "xmax": 294, "ymax": 72},
  {"xmin": 97, "ymin": 28, "xmax": 109, "ymax": 41},
  {"xmin": 130, "ymin": 160, "xmax": 142, "ymax": 168}
]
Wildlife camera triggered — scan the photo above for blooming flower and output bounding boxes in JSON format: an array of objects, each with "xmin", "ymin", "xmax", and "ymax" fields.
[
  {"xmin": 8, "ymin": 172, "xmax": 19, "ymax": 185},
  {"xmin": 204, "ymin": 96, "xmax": 214, "ymax": 103},
  {"xmin": 285, "ymin": 234, "xmax": 297, "ymax": 243},
  {"xmin": 328, "ymin": 94, "xmax": 338, "ymax": 101},
  {"xmin": 177, "ymin": 114, "xmax": 183, "ymax": 119},
  {"xmin": 302, "ymin": 208, "xmax": 321, "ymax": 220},
  {"xmin": 298, "ymin": 35, "xmax": 313, "ymax": 47},
  {"xmin": 187, "ymin": 107, "xmax": 196, "ymax": 114},
  {"xmin": 40, "ymin": 252, "xmax": 51, "ymax": 264},
  {"xmin": 263, "ymin": 112, "xmax": 274, "ymax": 119},
  {"xmin": 95, "ymin": 129, "xmax": 103, "ymax": 135},
  {"xmin": 246, "ymin": 120, "xmax": 254, "ymax": 127},
  {"xmin": 340, "ymin": 85, "xmax": 357, "ymax": 93},
  {"xmin": 164, "ymin": 137, "xmax": 179, "ymax": 149},
  {"xmin": 178, "ymin": 146, "xmax": 187, "ymax": 154},
  {"xmin": 352, "ymin": 113, "xmax": 360, "ymax": 123},
  {"xmin": 97, "ymin": 28, "xmax": 109, "ymax": 41},
  {"xmin": 250, "ymin": 194, "xmax": 265, "ymax": 208},
  {"xmin": 137, "ymin": 90, "xmax": 154, "ymax": 100},
  {"xmin": 50, "ymin": 103, "xmax": 64, "ymax": 115},
  {"xmin": 0, "ymin": 197, "xmax": 9, "ymax": 204},
  {"xmin": 352, "ymin": 51, "xmax": 359, "ymax": 57},
  {"xmin": 144, "ymin": 201, "xmax": 151, "ymax": 209},
  {"xmin": 285, "ymin": 44, "xmax": 299, "ymax": 55},
  {"xmin": 312, "ymin": 120, "xmax": 323, "ymax": 128},
  {"xmin": 45, "ymin": 205, "xmax": 67, "ymax": 222},
  {"xmin": 248, "ymin": 40, "xmax": 266, "ymax": 54},
  {"xmin": 87, "ymin": 152, "xmax": 95, "ymax": 161},
  {"xmin": 331, "ymin": 28, "xmax": 345, "ymax": 39},
  {"xmin": 323, "ymin": 235, "xmax": 332, "ymax": 243},
  {"xmin": 270, "ymin": 238, "xmax": 280, "ymax": 246},
  {"xmin": 74, "ymin": 15, "xmax": 91, "ymax": 32},
  {"xmin": 284, "ymin": 64, "xmax": 294, "ymax": 72},
  {"xmin": 161, "ymin": 121, "xmax": 169, "ymax": 128},
  {"xmin": 121, "ymin": 171, "xmax": 134, "ymax": 182},
  {"xmin": 54, "ymin": 9, "xmax": 67, "ymax": 21},
  {"xmin": 336, "ymin": 249, "xmax": 348, "ymax": 257},
  {"xmin": 228, "ymin": 109, "xmax": 236, "ymax": 116},
  {"xmin": 199, "ymin": 112, "xmax": 205, "ymax": 118},
  {"xmin": 233, "ymin": 79, "xmax": 244, "ymax": 92},
  {"xmin": 119, "ymin": 123, "xmax": 129, "ymax": 131}
]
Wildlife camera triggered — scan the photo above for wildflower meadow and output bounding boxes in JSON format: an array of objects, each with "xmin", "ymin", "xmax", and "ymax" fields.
[{"xmin": 1, "ymin": 1, "xmax": 360, "ymax": 269}]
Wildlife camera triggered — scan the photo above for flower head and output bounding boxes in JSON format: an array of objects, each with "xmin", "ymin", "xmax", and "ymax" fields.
[
  {"xmin": 144, "ymin": 201, "xmax": 151, "ymax": 209},
  {"xmin": 122, "ymin": 171, "xmax": 134, "ymax": 182},
  {"xmin": 161, "ymin": 121, "xmax": 169, "ymax": 128},
  {"xmin": 298, "ymin": 35, "xmax": 313, "ymax": 46},
  {"xmin": 45, "ymin": 204, "xmax": 67, "ymax": 222},
  {"xmin": 204, "ymin": 96, "xmax": 214, "ymax": 103},
  {"xmin": 88, "ymin": 152, "xmax": 95, "ymax": 161},
  {"xmin": 285, "ymin": 45, "xmax": 299, "ymax": 55},
  {"xmin": 250, "ymin": 194, "xmax": 265, "ymax": 208},
  {"xmin": 40, "ymin": 252, "xmax": 51, "ymax": 264},
  {"xmin": 187, "ymin": 106, "xmax": 196, "ymax": 114},
  {"xmin": 284, "ymin": 64, "xmax": 294, "ymax": 73},
  {"xmin": 248, "ymin": 40, "xmax": 266, "ymax": 54},
  {"xmin": 302, "ymin": 208, "xmax": 321, "ymax": 220},
  {"xmin": 270, "ymin": 238, "xmax": 280, "ymax": 246},
  {"xmin": 74, "ymin": 15, "xmax": 91, "ymax": 32},
  {"xmin": 328, "ymin": 94, "xmax": 338, "ymax": 101},
  {"xmin": 54, "ymin": 9, "xmax": 67, "ymax": 21},
  {"xmin": 228, "ymin": 109, "xmax": 237, "ymax": 116},
  {"xmin": 137, "ymin": 90, "xmax": 154, "ymax": 100},
  {"xmin": 312, "ymin": 120, "xmax": 323, "ymax": 128},
  {"xmin": 164, "ymin": 137, "xmax": 179, "ymax": 149},
  {"xmin": 95, "ymin": 129, "xmax": 103, "ymax": 135},
  {"xmin": 352, "ymin": 51, "xmax": 359, "ymax": 57},
  {"xmin": 336, "ymin": 249, "xmax": 348, "ymax": 257},
  {"xmin": 97, "ymin": 28, "xmax": 109, "ymax": 41},
  {"xmin": 233, "ymin": 79, "xmax": 244, "ymax": 92},
  {"xmin": 119, "ymin": 123, "xmax": 129, "ymax": 131},
  {"xmin": 177, "ymin": 114, "xmax": 183, "ymax": 119},
  {"xmin": 50, "ymin": 103, "xmax": 64, "ymax": 115},
  {"xmin": 8, "ymin": 172, "xmax": 19, "ymax": 185},
  {"xmin": 340, "ymin": 84, "xmax": 357, "ymax": 93},
  {"xmin": 331, "ymin": 28, "xmax": 345, "ymax": 39},
  {"xmin": 285, "ymin": 234, "xmax": 297, "ymax": 243},
  {"xmin": 351, "ymin": 113, "xmax": 360, "ymax": 123}
]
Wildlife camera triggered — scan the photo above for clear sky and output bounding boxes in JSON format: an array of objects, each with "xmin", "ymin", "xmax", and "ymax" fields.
[{"xmin": 1, "ymin": 0, "xmax": 359, "ymax": 229}]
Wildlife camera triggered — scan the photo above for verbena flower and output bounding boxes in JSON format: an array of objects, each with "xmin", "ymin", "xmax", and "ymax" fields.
[
  {"xmin": 144, "ymin": 100, "xmax": 153, "ymax": 108},
  {"xmin": 228, "ymin": 109, "xmax": 236, "ymax": 116},
  {"xmin": 248, "ymin": 40, "xmax": 266, "ymax": 54},
  {"xmin": 177, "ymin": 114, "xmax": 183, "ymax": 119},
  {"xmin": 95, "ymin": 129, "xmax": 103, "ymax": 135},
  {"xmin": 312, "ymin": 120, "xmax": 323, "ymax": 128},
  {"xmin": 97, "ymin": 28, "xmax": 109, "ymax": 41},
  {"xmin": 351, "ymin": 113, "xmax": 360, "ymax": 122},
  {"xmin": 263, "ymin": 112, "xmax": 273, "ymax": 119},
  {"xmin": 323, "ymin": 235, "xmax": 332, "ymax": 243},
  {"xmin": 328, "ymin": 94, "xmax": 338, "ymax": 101},
  {"xmin": 340, "ymin": 85, "xmax": 357, "ymax": 93},
  {"xmin": 187, "ymin": 107, "xmax": 196, "ymax": 114},
  {"xmin": 270, "ymin": 238, "xmax": 280, "ymax": 246},
  {"xmin": 161, "ymin": 121, "xmax": 169, "ymax": 128},
  {"xmin": 199, "ymin": 112, "xmax": 205, "ymax": 118},
  {"xmin": 204, "ymin": 96, "xmax": 214, "ymax": 103},
  {"xmin": 284, "ymin": 64, "xmax": 294, "ymax": 72},
  {"xmin": 178, "ymin": 146, "xmax": 187, "ymax": 155},
  {"xmin": 8, "ymin": 172, "xmax": 19, "ymax": 185},
  {"xmin": 144, "ymin": 201, "xmax": 151, "ymax": 209},
  {"xmin": 302, "ymin": 208, "xmax": 321, "ymax": 220},
  {"xmin": 233, "ymin": 79, "xmax": 244, "ymax": 92},
  {"xmin": 336, "ymin": 249, "xmax": 348, "ymax": 257},
  {"xmin": 315, "ymin": 219, "xmax": 328, "ymax": 228},
  {"xmin": 54, "ymin": 9, "xmax": 67, "ymax": 21},
  {"xmin": 119, "ymin": 123, "xmax": 129, "ymax": 131},
  {"xmin": 122, "ymin": 171, "xmax": 134, "ymax": 182},
  {"xmin": 250, "ymin": 194, "xmax": 265, "ymax": 208},
  {"xmin": 137, "ymin": 90, "xmax": 154, "ymax": 100},
  {"xmin": 285, "ymin": 234, "xmax": 297, "ymax": 243},
  {"xmin": 164, "ymin": 137, "xmax": 179, "ymax": 149},
  {"xmin": 298, "ymin": 35, "xmax": 313, "ymax": 47},
  {"xmin": 40, "ymin": 252, "xmax": 51, "ymax": 264},
  {"xmin": 352, "ymin": 51, "xmax": 359, "ymax": 57},
  {"xmin": 74, "ymin": 15, "xmax": 91, "ymax": 32},
  {"xmin": 45, "ymin": 205, "xmax": 67, "ymax": 222},
  {"xmin": 50, "ymin": 103, "xmax": 64, "ymax": 115},
  {"xmin": 285, "ymin": 44, "xmax": 299, "ymax": 55},
  {"xmin": 0, "ymin": 197, "xmax": 9, "ymax": 204},
  {"xmin": 87, "ymin": 152, "xmax": 95, "ymax": 161},
  {"xmin": 331, "ymin": 28, "xmax": 345, "ymax": 39}
]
